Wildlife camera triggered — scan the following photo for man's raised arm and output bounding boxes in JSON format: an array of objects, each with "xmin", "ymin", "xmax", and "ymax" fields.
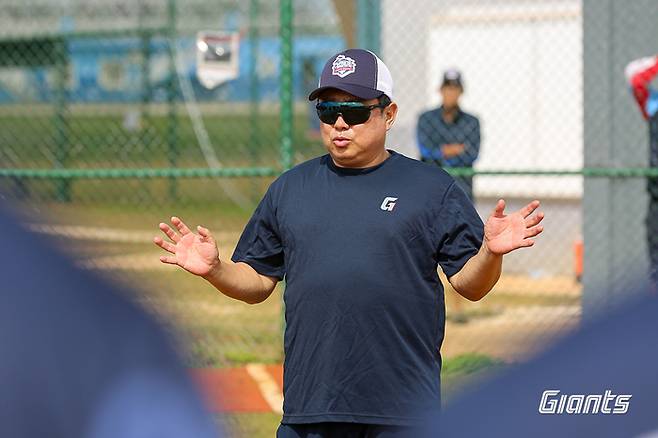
[
  {"xmin": 153, "ymin": 216, "xmax": 278, "ymax": 304},
  {"xmin": 449, "ymin": 199, "xmax": 544, "ymax": 301}
]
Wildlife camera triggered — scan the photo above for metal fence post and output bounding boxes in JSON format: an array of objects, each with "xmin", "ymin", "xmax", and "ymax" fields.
[
  {"xmin": 249, "ymin": 0, "xmax": 261, "ymax": 165},
  {"xmin": 248, "ymin": 0, "xmax": 262, "ymax": 199},
  {"xmin": 167, "ymin": 0, "xmax": 179, "ymax": 200},
  {"xmin": 139, "ymin": 3, "xmax": 152, "ymax": 144},
  {"xmin": 278, "ymin": 0, "xmax": 294, "ymax": 353},
  {"xmin": 357, "ymin": 0, "xmax": 381, "ymax": 56},
  {"xmin": 279, "ymin": 0, "xmax": 293, "ymax": 172},
  {"xmin": 53, "ymin": 36, "xmax": 70, "ymax": 202}
]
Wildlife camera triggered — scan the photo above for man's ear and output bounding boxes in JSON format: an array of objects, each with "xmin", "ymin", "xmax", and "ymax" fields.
[{"xmin": 385, "ymin": 102, "xmax": 398, "ymax": 131}]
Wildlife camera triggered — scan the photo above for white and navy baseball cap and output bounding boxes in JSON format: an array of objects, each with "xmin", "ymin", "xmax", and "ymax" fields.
[
  {"xmin": 308, "ymin": 49, "xmax": 394, "ymax": 101},
  {"xmin": 441, "ymin": 68, "xmax": 463, "ymax": 88}
]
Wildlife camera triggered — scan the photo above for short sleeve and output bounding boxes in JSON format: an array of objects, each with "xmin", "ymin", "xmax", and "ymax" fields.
[
  {"xmin": 231, "ymin": 187, "xmax": 285, "ymax": 280},
  {"xmin": 434, "ymin": 182, "xmax": 484, "ymax": 278}
]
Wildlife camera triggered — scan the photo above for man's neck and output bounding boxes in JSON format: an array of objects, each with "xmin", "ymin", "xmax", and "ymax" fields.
[{"xmin": 442, "ymin": 106, "xmax": 459, "ymax": 123}]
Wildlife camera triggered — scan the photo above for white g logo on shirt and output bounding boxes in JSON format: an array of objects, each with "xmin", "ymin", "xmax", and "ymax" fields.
[{"xmin": 380, "ymin": 197, "xmax": 398, "ymax": 212}]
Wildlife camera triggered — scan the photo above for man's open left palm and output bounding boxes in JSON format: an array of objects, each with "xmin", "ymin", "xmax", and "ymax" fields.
[{"xmin": 484, "ymin": 199, "xmax": 544, "ymax": 255}]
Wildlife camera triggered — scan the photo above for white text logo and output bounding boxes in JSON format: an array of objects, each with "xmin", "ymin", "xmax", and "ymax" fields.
[
  {"xmin": 539, "ymin": 389, "xmax": 631, "ymax": 415},
  {"xmin": 380, "ymin": 197, "xmax": 398, "ymax": 212},
  {"xmin": 332, "ymin": 55, "xmax": 356, "ymax": 78}
]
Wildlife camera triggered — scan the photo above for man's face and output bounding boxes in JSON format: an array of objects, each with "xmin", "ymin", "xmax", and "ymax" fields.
[
  {"xmin": 440, "ymin": 84, "xmax": 463, "ymax": 109},
  {"xmin": 317, "ymin": 89, "xmax": 397, "ymax": 168}
]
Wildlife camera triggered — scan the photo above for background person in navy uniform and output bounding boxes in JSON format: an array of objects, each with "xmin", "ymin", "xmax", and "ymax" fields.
[
  {"xmin": 417, "ymin": 69, "xmax": 482, "ymax": 323},
  {"xmin": 625, "ymin": 55, "xmax": 658, "ymax": 286},
  {"xmin": 416, "ymin": 69, "xmax": 481, "ymax": 201},
  {"xmin": 154, "ymin": 49, "xmax": 544, "ymax": 438}
]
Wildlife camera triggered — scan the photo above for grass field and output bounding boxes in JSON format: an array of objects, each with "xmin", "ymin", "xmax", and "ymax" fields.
[
  {"xmin": 1, "ymin": 108, "xmax": 324, "ymax": 215},
  {"xmin": 1, "ymin": 109, "xmax": 321, "ymax": 169}
]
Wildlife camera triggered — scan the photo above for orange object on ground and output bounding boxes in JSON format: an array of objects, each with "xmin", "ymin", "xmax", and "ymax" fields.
[
  {"xmin": 191, "ymin": 365, "xmax": 283, "ymax": 413},
  {"xmin": 574, "ymin": 238, "xmax": 584, "ymax": 282}
]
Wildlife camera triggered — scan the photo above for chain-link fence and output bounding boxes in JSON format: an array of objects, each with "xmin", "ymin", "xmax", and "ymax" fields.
[
  {"xmin": 0, "ymin": 2, "xmax": 303, "ymax": 436},
  {"xmin": 377, "ymin": 0, "xmax": 658, "ymax": 384},
  {"xmin": 2, "ymin": 1, "xmax": 658, "ymax": 437}
]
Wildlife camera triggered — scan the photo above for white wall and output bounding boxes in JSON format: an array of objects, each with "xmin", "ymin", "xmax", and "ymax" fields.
[{"xmin": 383, "ymin": 0, "xmax": 583, "ymax": 199}]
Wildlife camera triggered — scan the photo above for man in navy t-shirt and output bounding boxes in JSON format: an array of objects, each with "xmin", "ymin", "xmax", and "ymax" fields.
[{"xmin": 154, "ymin": 49, "xmax": 545, "ymax": 437}]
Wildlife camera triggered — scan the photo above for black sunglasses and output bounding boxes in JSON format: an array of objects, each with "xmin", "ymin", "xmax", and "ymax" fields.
[{"xmin": 315, "ymin": 100, "xmax": 389, "ymax": 125}]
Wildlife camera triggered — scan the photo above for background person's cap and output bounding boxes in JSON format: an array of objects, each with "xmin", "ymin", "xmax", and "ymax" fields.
[
  {"xmin": 308, "ymin": 49, "xmax": 394, "ymax": 101},
  {"xmin": 441, "ymin": 68, "xmax": 463, "ymax": 88}
]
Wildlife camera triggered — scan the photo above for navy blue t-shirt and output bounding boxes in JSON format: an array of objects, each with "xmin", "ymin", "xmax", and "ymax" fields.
[{"xmin": 232, "ymin": 150, "xmax": 484, "ymax": 426}]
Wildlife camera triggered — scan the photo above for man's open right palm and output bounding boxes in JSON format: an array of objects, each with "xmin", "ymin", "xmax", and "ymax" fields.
[{"xmin": 153, "ymin": 217, "xmax": 219, "ymax": 277}]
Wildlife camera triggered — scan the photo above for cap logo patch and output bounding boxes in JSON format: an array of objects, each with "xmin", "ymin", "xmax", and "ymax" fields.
[{"xmin": 332, "ymin": 55, "xmax": 356, "ymax": 78}]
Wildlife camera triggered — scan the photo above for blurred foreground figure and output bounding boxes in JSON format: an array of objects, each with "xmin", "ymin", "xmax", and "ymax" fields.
[
  {"xmin": 0, "ymin": 206, "xmax": 221, "ymax": 438},
  {"xmin": 427, "ymin": 288, "xmax": 658, "ymax": 437}
]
